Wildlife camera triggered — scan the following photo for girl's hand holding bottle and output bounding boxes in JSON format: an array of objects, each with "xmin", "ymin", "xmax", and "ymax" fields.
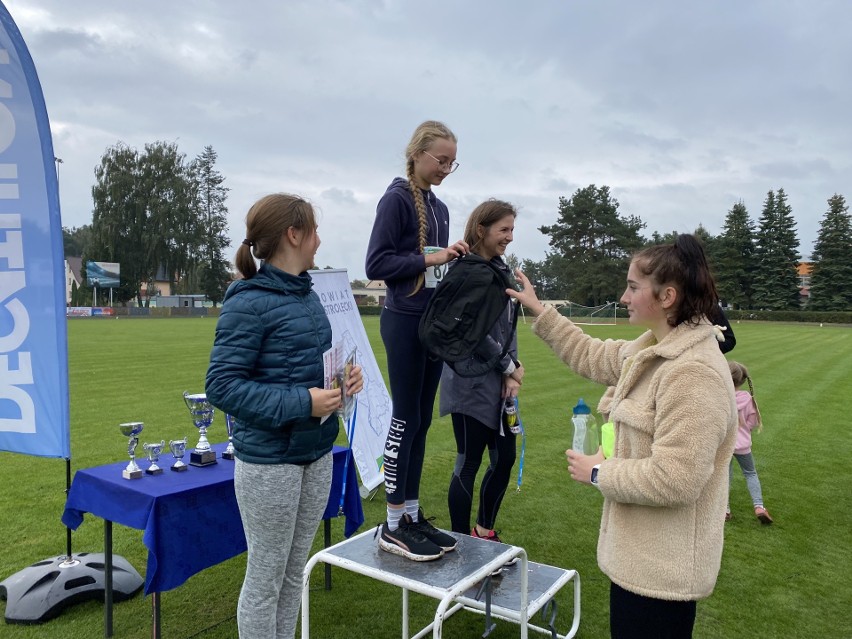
[
  {"xmin": 566, "ymin": 448, "xmax": 605, "ymax": 486},
  {"xmin": 509, "ymin": 362, "xmax": 525, "ymax": 385}
]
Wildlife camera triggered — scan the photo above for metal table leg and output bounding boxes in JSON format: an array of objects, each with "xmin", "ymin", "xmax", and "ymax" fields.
[
  {"xmin": 324, "ymin": 519, "xmax": 332, "ymax": 590},
  {"xmin": 151, "ymin": 592, "xmax": 161, "ymax": 638},
  {"xmin": 104, "ymin": 520, "xmax": 113, "ymax": 638}
]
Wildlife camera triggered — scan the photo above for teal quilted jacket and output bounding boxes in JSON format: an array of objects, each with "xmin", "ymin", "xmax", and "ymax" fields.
[{"xmin": 205, "ymin": 263, "xmax": 336, "ymax": 464}]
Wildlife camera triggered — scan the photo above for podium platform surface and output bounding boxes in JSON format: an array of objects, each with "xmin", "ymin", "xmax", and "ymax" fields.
[{"xmin": 302, "ymin": 527, "xmax": 580, "ymax": 638}]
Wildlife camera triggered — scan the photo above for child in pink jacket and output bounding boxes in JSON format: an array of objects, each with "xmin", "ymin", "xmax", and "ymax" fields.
[{"xmin": 727, "ymin": 361, "xmax": 773, "ymax": 524}]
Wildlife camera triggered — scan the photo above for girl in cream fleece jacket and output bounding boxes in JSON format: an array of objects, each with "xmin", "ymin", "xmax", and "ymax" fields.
[{"xmin": 508, "ymin": 234, "xmax": 737, "ymax": 639}]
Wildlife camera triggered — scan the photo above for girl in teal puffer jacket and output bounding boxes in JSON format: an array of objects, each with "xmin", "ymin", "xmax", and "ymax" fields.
[{"xmin": 206, "ymin": 194, "xmax": 363, "ymax": 639}]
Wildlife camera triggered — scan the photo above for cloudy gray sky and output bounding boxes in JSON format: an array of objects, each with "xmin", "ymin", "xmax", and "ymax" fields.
[{"xmin": 7, "ymin": 0, "xmax": 850, "ymax": 279}]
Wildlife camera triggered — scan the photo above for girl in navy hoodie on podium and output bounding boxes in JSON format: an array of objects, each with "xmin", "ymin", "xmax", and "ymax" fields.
[{"xmin": 365, "ymin": 120, "xmax": 468, "ymax": 561}]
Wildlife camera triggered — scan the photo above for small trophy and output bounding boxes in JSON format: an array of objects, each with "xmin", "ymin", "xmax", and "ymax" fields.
[
  {"xmin": 222, "ymin": 414, "xmax": 236, "ymax": 460},
  {"xmin": 183, "ymin": 391, "xmax": 217, "ymax": 466},
  {"xmin": 118, "ymin": 422, "xmax": 144, "ymax": 480},
  {"xmin": 169, "ymin": 437, "xmax": 188, "ymax": 472},
  {"xmin": 143, "ymin": 440, "xmax": 165, "ymax": 475}
]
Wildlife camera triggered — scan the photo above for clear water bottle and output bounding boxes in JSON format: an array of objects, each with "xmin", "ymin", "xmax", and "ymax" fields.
[{"xmin": 571, "ymin": 398, "xmax": 600, "ymax": 454}]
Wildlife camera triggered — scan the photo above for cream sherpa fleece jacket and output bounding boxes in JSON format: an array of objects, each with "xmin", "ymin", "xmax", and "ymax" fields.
[{"xmin": 533, "ymin": 306, "xmax": 737, "ymax": 601}]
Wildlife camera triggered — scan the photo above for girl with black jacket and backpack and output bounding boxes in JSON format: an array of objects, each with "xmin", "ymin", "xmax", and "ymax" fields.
[
  {"xmin": 365, "ymin": 120, "xmax": 468, "ymax": 561},
  {"xmin": 439, "ymin": 200, "xmax": 525, "ymax": 545}
]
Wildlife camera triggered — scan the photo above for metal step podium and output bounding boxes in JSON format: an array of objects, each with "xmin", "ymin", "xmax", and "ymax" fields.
[{"xmin": 302, "ymin": 528, "xmax": 580, "ymax": 638}]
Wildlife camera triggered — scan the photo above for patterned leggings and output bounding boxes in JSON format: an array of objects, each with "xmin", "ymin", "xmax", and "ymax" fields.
[{"xmin": 233, "ymin": 454, "xmax": 332, "ymax": 639}]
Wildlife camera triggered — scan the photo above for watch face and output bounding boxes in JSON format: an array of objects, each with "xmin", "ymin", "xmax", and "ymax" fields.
[{"xmin": 591, "ymin": 468, "xmax": 599, "ymax": 484}]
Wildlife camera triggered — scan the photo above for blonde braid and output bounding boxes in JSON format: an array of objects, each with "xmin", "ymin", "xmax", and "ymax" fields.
[
  {"xmin": 746, "ymin": 375, "xmax": 763, "ymax": 433},
  {"xmin": 406, "ymin": 160, "xmax": 428, "ymax": 296},
  {"xmin": 401, "ymin": 120, "xmax": 457, "ymax": 296}
]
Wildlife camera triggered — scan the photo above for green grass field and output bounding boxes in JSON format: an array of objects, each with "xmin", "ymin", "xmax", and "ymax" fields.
[{"xmin": 1, "ymin": 317, "xmax": 850, "ymax": 638}]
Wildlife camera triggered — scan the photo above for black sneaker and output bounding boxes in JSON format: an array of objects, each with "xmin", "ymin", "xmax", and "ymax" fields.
[
  {"xmin": 377, "ymin": 520, "xmax": 444, "ymax": 561},
  {"xmin": 407, "ymin": 509, "xmax": 458, "ymax": 552}
]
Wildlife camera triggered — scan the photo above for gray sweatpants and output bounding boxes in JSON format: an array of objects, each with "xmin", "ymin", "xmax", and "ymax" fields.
[{"xmin": 234, "ymin": 453, "xmax": 332, "ymax": 639}]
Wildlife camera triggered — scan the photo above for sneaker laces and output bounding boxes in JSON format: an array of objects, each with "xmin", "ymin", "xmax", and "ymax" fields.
[
  {"xmin": 412, "ymin": 513, "xmax": 440, "ymax": 533},
  {"xmin": 376, "ymin": 519, "xmax": 430, "ymax": 543}
]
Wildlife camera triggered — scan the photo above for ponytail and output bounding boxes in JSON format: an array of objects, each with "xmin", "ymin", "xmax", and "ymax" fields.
[{"xmin": 634, "ymin": 233, "xmax": 719, "ymax": 327}]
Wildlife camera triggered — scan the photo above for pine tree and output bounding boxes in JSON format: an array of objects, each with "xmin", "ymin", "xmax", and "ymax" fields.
[
  {"xmin": 538, "ymin": 185, "xmax": 645, "ymax": 305},
  {"xmin": 716, "ymin": 201, "xmax": 756, "ymax": 309},
  {"xmin": 751, "ymin": 189, "xmax": 801, "ymax": 310},
  {"xmin": 809, "ymin": 194, "xmax": 852, "ymax": 310}
]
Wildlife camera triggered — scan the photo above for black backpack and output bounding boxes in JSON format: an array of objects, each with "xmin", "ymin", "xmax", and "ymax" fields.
[{"xmin": 418, "ymin": 254, "xmax": 518, "ymax": 378}]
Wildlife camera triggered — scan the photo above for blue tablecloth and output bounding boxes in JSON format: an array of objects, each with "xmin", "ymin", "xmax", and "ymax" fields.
[{"xmin": 62, "ymin": 443, "xmax": 364, "ymax": 595}]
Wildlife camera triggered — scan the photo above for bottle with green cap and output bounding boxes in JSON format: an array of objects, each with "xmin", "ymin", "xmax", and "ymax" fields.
[{"xmin": 571, "ymin": 398, "xmax": 600, "ymax": 455}]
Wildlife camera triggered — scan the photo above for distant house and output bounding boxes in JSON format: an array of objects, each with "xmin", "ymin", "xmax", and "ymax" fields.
[
  {"xmin": 65, "ymin": 256, "xmax": 83, "ymax": 305},
  {"xmin": 351, "ymin": 280, "xmax": 386, "ymax": 306},
  {"xmin": 131, "ymin": 265, "xmax": 175, "ymax": 306},
  {"xmin": 155, "ymin": 294, "xmax": 209, "ymax": 308}
]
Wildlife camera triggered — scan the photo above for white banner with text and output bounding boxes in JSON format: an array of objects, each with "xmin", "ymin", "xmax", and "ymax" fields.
[{"xmin": 310, "ymin": 269, "xmax": 390, "ymax": 491}]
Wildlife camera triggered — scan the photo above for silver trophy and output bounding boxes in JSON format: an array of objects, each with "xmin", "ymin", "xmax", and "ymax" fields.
[
  {"xmin": 169, "ymin": 437, "xmax": 188, "ymax": 472},
  {"xmin": 118, "ymin": 422, "xmax": 144, "ymax": 480},
  {"xmin": 222, "ymin": 414, "xmax": 236, "ymax": 460},
  {"xmin": 183, "ymin": 392, "xmax": 217, "ymax": 466},
  {"xmin": 143, "ymin": 440, "xmax": 165, "ymax": 475}
]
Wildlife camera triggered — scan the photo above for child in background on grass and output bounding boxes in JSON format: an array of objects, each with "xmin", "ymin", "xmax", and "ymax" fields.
[{"xmin": 727, "ymin": 361, "xmax": 773, "ymax": 524}]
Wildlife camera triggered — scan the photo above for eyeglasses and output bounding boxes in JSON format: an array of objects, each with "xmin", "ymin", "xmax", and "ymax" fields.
[{"xmin": 422, "ymin": 150, "xmax": 460, "ymax": 174}]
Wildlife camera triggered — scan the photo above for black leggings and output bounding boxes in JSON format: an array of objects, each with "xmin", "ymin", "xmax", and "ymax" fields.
[
  {"xmin": 380, "ymin": 308, "xmax": 443, "ymax": 506},
  {"xmin": 447, "ymin": 413, "xmax": 517, "ymax": 533},
  {"xmin": 610, "ymin": 582, "xmax": 696, "ymax": 639}
]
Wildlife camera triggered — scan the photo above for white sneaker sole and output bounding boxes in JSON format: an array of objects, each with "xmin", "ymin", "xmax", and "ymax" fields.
[{"xmin": 378, "ymin": 537, "xmax": 444, "ymax": 562}]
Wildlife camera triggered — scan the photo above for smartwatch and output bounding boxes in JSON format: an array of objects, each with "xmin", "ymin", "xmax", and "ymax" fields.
[{"xmin": 590, "ymin": 464, "xmax": 601, "ymax": 485}]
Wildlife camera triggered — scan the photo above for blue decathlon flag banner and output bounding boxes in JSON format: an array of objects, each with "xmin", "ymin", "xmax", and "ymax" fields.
[{"xmin": 0, "ymin": 4, "xmax": 71, "ymax": 458}]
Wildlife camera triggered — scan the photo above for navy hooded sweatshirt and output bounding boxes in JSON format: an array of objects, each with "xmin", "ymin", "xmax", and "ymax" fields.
[{"xmin": 365, "ymin": 177, "xmax": 450, "ymax": 315}]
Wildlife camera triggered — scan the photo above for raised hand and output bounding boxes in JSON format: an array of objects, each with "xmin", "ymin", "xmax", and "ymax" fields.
[{"xmin": 506, "ymin": 270, "xmax": 546, "ymax": 316}]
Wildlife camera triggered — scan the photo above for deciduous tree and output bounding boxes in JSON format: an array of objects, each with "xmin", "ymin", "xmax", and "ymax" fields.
[{"xmin": 62, "ymin": 224, "xmax": 92, "ymax": 257}]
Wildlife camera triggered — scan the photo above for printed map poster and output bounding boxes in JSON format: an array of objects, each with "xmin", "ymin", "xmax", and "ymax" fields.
[{"xmin": 311, "ymin": 269, "xmax": 390, "ymax": 491}]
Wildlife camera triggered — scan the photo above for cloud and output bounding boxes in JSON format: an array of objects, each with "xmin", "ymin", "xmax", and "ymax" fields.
[{"xmin": 7, "ymin": 0, "xmax": 850, "ymax": 275}]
